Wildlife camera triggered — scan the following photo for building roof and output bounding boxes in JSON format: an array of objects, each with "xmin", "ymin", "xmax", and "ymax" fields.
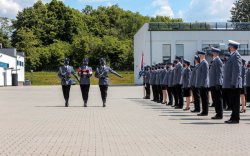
[
  {"xmin": 148, "ymin": 22, "xmax": 250, "ymax": 31},
  {"xmin": 0, "ymin": 48, "xmax": 16, "ymax": 58},
  {"xmin": 0, "ymin": 48, "xmax": 25, "ymax": 58}
]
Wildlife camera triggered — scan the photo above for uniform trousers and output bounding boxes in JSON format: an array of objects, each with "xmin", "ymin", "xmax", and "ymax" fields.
[
  {"xmin": 247, "ymin": 87, "xmax": 250, "ymax": 102},
  {"xmin": 200, "ymin": 87, "xmax": 209, "ymax": 115},
  {"xmin": 167, "ymin": 87, "xmax": 173, "ymax": 105},
  {"xmin": 173, "ymin": 86, "xmax": 179, "ymax": 106},
  {"xmin": 145, "ymin": 83, "xmax": 151, "ymax": 98},
  {"xmin": 99, "ymin": 85, "xmax": 108, "ymax": 103},
  {"xmin": 158, "ymin": 85, "xmax": 163, "ymax": 102},
  {"xmin": 80, "ymin": 84, "xmax": 90, "ymax": 102},
  {"xmin": 62, "ymin": 85, "xmax": 71, "ymax": 101},
  {"xmin": 176, "ymin": 84, "xmax": 184, "ymax": 108},
  {"xmin": 222, "ymin": 89, "xmax": 231, "ymax": 109},
  {"xmin": 210, "ymin": 86, "xmax": 223, "ymax": 117},
  {"xmin": 229, "ymin": 88, "xmax": 241, "ymax": 121},
  {"xmin": 192, "ymin": 87, "xmax": 200, "ymax": 111},
  {"xmin": 152, "ymin": 85, "xmax": 158, "ymax": 101}
]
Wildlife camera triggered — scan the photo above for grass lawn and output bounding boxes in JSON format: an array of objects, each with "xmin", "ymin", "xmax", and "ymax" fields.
[{"xmin": 25, "ymin": 71, "xmax": 134, "ymax": 85}]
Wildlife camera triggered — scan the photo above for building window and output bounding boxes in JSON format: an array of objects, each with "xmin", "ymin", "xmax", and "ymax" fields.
[
  {"xmin": 239, "ymin": 44, "xmax": 249, "ymax": 56},
  {"xmin": 176, "ymin": 44, "xmax": 184, "ymax": 59},
  {"xmin": 162, "ymin": 44, "xmax": 171, "ymax": 63}
]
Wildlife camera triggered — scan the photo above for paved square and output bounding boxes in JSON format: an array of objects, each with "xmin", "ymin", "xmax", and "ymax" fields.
[{"xmin": 0, "ymin": 86, "xmax": 250, "ymax": 156}]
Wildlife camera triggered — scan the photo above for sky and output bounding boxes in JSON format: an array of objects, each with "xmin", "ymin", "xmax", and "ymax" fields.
[{"xmin": 0, "ymin": 0, "xmax": 236, "ymax": 22}]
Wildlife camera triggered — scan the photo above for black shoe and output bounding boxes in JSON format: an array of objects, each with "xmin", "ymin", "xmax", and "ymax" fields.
[
  {"xmin": 183, "ymin": 107, "xmax": 190, "ymax": 111},
  {"xmin": 191, "ymin": 110, "xmax": 200, "ymax": 113},
  {"xmin": 211, "ymin": 116, "xmax": 223, "ymax": 120},
  {"xmin": 103, "ymin": 103, "xmax": 106, "ymax": 107},
  {"xmin": 197, "ymin": 113, "xmax": 208, "ymax": 116},
  {"xmin": 224, "ymin": 120, "xmax": 239, "ymax": 124},
  {"xmin": 65, "ymin": 100, "xmax": 68, "ymax": 107},
  {"xmin": 175, "ymin": 106, "xmax": 182, "ymax": 109},
  {"xmin": 167, "ymin": 102, "xmax": 172, "ymax": 106}
]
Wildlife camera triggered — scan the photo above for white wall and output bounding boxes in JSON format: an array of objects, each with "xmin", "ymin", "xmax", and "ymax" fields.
[
  {"xmin": 0, "ymin": 53, "xmax": 25, "ymax": 86},
  {"xmin": 134, "ymin": 23, "xmax": 250, "ymax": 84},
  {"xmin": 0, "ymin": 68, "xmax": 4, "ymax": 86},
  {"xmin": 17, "ymin": 55, "xmax": 25, "ymax": 82}
]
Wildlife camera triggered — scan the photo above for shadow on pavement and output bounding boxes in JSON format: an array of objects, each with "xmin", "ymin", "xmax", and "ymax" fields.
[
  {"xmin": 159, "ymin": 114, "xmax": 197, "ymax": 117},
  {"xmin": 181, "ymin": 122, "xmax": 225, "ymax": 125}
]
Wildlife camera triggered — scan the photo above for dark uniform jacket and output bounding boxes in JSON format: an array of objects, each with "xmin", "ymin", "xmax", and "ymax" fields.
[
  {"xmin": 209, "ymin": 57, "xmax": 223, "ymax": 87},
  {"xmin": 58, "ymin": 65, "xmax": 77, "ymax": 85}
]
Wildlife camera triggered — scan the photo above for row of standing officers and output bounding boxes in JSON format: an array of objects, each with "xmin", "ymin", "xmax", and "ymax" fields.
[{"xmin": 143, "ymin": 40, "xmax": 250, "ymax": 124}]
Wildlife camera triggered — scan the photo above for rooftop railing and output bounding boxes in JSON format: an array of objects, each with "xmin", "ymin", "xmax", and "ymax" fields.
[{"xmin": 148, "ymin": 22, "xmax": 250, "ymax": 31}]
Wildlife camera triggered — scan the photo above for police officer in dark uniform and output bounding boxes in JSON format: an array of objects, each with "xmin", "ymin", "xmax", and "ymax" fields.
[
  {"xmin": 196, "ymin": 51, "xmax": 209, "ymax": 116},
  {"xmin": 167, "ymin": 63, "xmax": 174, "ymax": 106},
  {"xmin": 161, "ymin": 64, "xmax": 168, "ymax": 104},
  {"xmin": 240, "ymin": 59, "xmax": 247, "ymax": 113},
  {"xmin": 78, "ymin": 58, "xmax": 93, "ymax": 107},
  {"xmin": 209, "ymin": 47, "xmax": 223, "ymax": 119},
  {"xmin": 191, "ymin": 55, "xmax": 201, "ymax": 113},
  {"xmin": 246, "ymin": 61, "xmax": 250, "ymax": 106},
  {"xmin": 156, "ymin": 64, "xmax": 163, "ymax": 103},
  {"xmin": 174, "ymin": 56, "xmax": 184, "ymax": 109},
  {"xmin": 222, "ymin": 52, "xmax": 231, "ymax": 110},
  {"xmin": 182, "ymin": 60, "xmax": 192, "ymax": 111},
  {"xmin": 144, "ymin": 66, "xmax": 151, "ymax": 99},
  {"xmin": 224, "ymin": 40, "xmax": 242, "ymax": 124},
  {"xmin": 58, "ymin": 58, "xmax": 79, "ymax": 107},
  {"xmin": 172, "ymin": 60, "xmax": 179, "ymax": 107},
  {"xmin": 150, "ymin": 66, "xmax": 157, "ymax": 102},
  {"xmin": 95, "ymin": 58, "xmax": 123, "ymax": 107}
]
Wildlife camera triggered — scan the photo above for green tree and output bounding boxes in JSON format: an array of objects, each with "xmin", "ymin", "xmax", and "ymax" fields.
[
  {"xmin": 0, "ymin": 30, "xmax": 11, "ymax": 48},
  {"xmin": 231, "ymin": 0, "xmax": 250, "ymax": 22}
]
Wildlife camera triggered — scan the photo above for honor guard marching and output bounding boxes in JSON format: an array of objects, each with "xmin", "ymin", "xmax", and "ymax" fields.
[
  {"xmin": 196, "ymin": 51, "xmax": 209, "ymax": 116},
  {"xmin": 190, "ymin": 55, "xmax": 201, "ymax": 113},
  {"xmin": 209, "ymin": 47, "xmax": 223, "ymax": 119},
  {"xmin": 78, "ymin": 58, "xmax": 92, "ymax": 107},
  {"xmin": 182, "ymin": 60, "xmax": 192, "ymax": 111},
  {"xmin": 174, "ymin": 56, "xmax": 184, "ymax": 109},
  {"xmin": 58, "ymin": 58, "xmax": 79, "ymax": 107},
  {"xmin": 223, "ymin": 40, "xmax": 242, "ymax": 124},
  {"xmin": 95, "ymin": 58, "xmax": 123, "ymax": 107}
]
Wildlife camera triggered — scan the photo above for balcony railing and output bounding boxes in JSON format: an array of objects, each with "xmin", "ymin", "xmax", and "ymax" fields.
[{"xmin": 149, "ymin": 22, "xmax": 250, "ymax": 31}]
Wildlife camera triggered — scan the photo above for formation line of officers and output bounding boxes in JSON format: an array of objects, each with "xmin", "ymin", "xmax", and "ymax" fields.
[
  {"xmin": 58, "ymin": 58, "xmax": 123, "ymax": 107},
  {"xmin": 143, "ymin": 40, "xmax": 250, "ymax": 124}
]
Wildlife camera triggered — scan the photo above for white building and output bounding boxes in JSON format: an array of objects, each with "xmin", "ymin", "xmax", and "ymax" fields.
[
  {"xmin": 0, "ymin": 47, "xmax": 25, "ymax": 86},
  {"xmin": 134, "ymin": 22, "xmax": 250, "ymax": 84}
]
